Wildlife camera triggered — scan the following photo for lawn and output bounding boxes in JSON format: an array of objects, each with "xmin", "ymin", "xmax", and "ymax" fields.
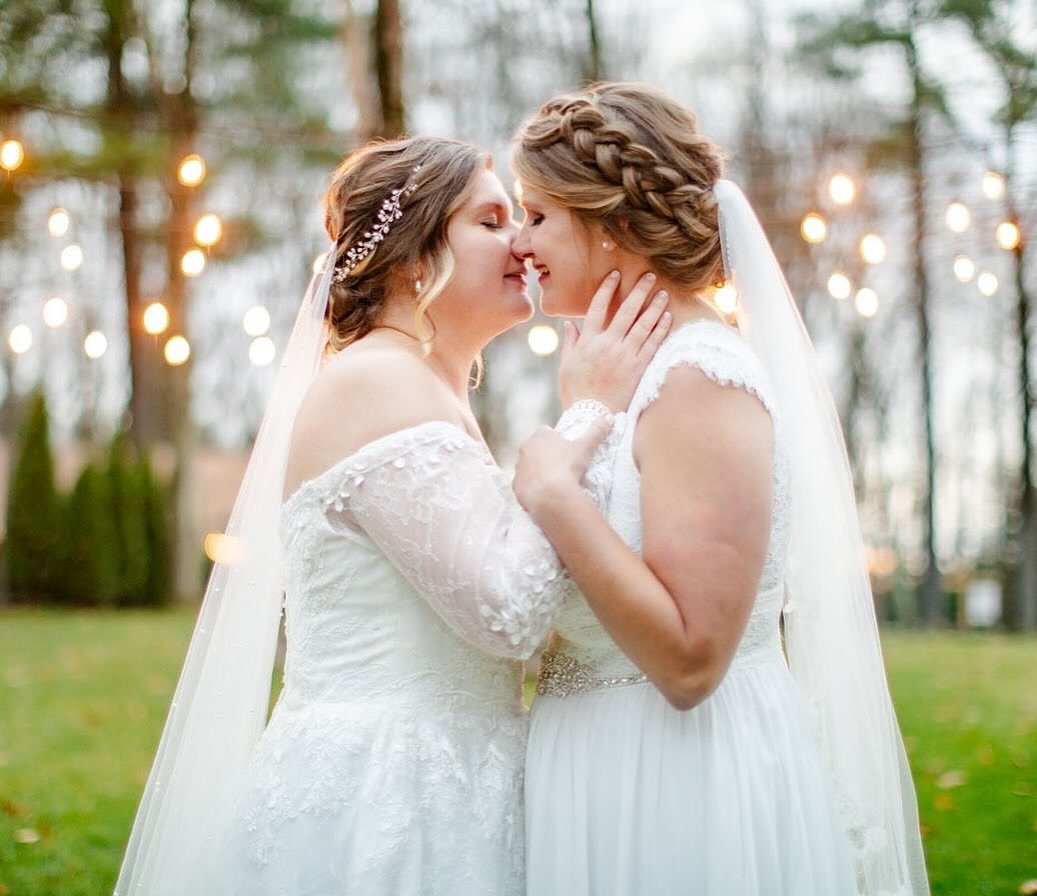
[{"xmin": 0, "ymin": 609, "xmax": 1034, "ymax": 895}]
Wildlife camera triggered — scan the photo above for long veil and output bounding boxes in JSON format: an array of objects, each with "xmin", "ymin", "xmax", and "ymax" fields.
[
  {"xmin": 114, "ymin": 250, "xmax": 335, "ymax": 895},
  {"xmin": 714, "ymin": 180, "xmax": 929, "ymax": 895}
]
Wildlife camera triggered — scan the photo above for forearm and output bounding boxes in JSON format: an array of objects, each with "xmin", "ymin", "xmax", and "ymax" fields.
[{"xmin": 529, "ymin": 483, "xmax": 713, "ymax": 703}]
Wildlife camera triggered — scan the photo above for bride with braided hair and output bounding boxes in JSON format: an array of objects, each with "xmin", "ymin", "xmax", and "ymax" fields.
[
  {"xmin": 114, "ymin": 134, "xmax": 671, "ymax": 896},
  {"xmin": 511, "ymin": 83, "xmax": 929, "ymax": 895}
]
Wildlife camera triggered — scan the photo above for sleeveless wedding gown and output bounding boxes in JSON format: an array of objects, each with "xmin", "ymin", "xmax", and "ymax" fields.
[
  {"xmin": 525, "ymin": 321, "xmax": 859, "ymax": 895},
  {"xmin": 217, "ymin": 421, "xmax": 577, "ymax": 895}
]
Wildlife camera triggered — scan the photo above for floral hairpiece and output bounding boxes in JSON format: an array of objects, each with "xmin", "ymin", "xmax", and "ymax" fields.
[{"xmin": 332, "ymin": 165, "xmax": 422, "ymax": 283}]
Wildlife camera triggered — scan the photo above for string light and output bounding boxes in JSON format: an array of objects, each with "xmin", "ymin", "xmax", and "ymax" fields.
[
  {"xmin": 312, "ymin": 253, "xmax": 327, "ymax": 274},
  {"xmin": 953, "ymin": 255, "xmax": 975, "ymax": 283},
  {"xmin": 855, "ymin": 288, "xmax": 879, "ymax": 319},
  {"xmin": 8, "ymin": 325, "xmax": 32, "ymax": 354},
  {"xmin": 982, "ymin": 171, "xmax": 1005, "ymax": 200},
  {"xmin": 193, "ymin": 213, "xmax": 222, "ymax": 247},
  {"xmin": 827, "ymin": 173, "xmax": 856, "ymax": 206},
  {"xmin": 84, "ymin": 331, "xmax": 107, "ymax": 359},
  {"xmin": 996, "ymin": 221, "xmax": 1021, "ymax": 251},
  {"xmin": 181, "ymin": 248, "xmax": 206, "ymax": 276},
  {"xmin": 249, "ymin": 336, "xmax": 276, "ymax": 366},
  {"xmin": 177, "ymin": 153, "xmax": 206, "ymax": 187},
  {"xmin": 60, "ymin": 243, "xmax": 83, "ymax": 271},
  {"xmin": 48, "ymin": 208, "xmax": 70, "ymax": 237},
  {"xmin": 42, "ymin": 297, "xmax": 68, "ymax": 327},
  {"xmin": 714, "ymin": 283, "xmax": 738, "ymax": 314},
  {"xmin": 827, "ymin": 272, "xmax": 852, "ymax": 300},
  {"xmin": 243, "ymin": 305, "xmax": 271, "ymax": 337},
  {"xmin": 977, "ymin": 272, "xmax": 998, "ymax": 297},
  {"xmin": 0, "ymin": 139, "xmax": 24, "ymax": 172},
  {"xmin": 203, "ymin": 532, "xmax": 242, "ymax": 564},
  {"xmin": 859, "ymin": 233, "xmax": 886, "ymax": 265},
  {"xmin": 143, "ymin": 302, "xmax": 170, "ymax": 335},
  {"xmin": 164, "ymin": 335, "xmax": 191, "ymax": 366},
  {"xmin": 945, "ymin": 202, "xmax": 971, "ymax": 233},
  {"xmin": 801, "ymin": 213, "xmax": 827, "ymax": 244},
  {"xmin": 527, "ymin": 324, "xmax": 559, "ymax": 356}
]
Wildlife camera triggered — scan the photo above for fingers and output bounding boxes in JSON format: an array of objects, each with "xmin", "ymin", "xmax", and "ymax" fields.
[
  {"xmin": 637, "ymin": 309, "xmax": 673, "ymax": 362},
  {"xmin": 573, "ymin": 414, "xmax": 611, "ymax": 459},
  {"xmin": 607, "ymin": 272, "xmax": 657, "ymax": 336},
  {"xmin": 583, "ymin": 270, "xmax": 621, "ymax": 335},
  {"xmin": 626, "ymin": 291, "xmax": 669, "ymax": 352}
]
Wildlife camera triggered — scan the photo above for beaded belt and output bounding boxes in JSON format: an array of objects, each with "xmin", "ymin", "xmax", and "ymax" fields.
[{"xmin": 536, "ymin": 650, "xmax": 648, "ymax": 698}]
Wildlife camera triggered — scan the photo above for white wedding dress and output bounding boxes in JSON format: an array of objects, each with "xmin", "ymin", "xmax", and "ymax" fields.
[
  {"xmin": 525, "ymin": 320, "xmax": 859, "ymax": 895},
  {"xmin": 217, "ymin": 421, "xmax": 575, "ymax": 896}
]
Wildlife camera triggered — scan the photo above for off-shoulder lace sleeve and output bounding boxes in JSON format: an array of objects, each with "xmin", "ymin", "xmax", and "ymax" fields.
[{"xmin": 316, "ymin": 422, "xmax": 566, "ymax": 660}]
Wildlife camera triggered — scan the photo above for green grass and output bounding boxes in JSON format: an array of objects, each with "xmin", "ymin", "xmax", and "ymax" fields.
[
  {"xmin": 882, "ymin": 631, "xmax": 1037, "ymax": 896},
  {"xmin": 0, "ymin": 610, "xmax": 1034, "ymax": 895}
]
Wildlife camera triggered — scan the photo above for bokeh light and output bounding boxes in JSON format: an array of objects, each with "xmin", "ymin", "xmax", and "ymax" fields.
[
  {"xmin": 9, "ymin": 325, "xmax": 32, "ymax": 354},
  {"xmin": 0, "ymin": 139, "xmax": 24, "ymax": 171},
  {"xmin": 84, "ymin": 330, "xmax": 107, "ymax": 359},
  {"xmin": 714, "ymin": 283, "xmax": 738, "ymax": 314},
  {"xmin": 164, "ymin": 335, "xmax": 191, "ymax": 366},
  {"xmin": 249, "ymin": 336, "xmax": 276, "ymax": 366},
  {"xmin": 181, "ymin": 248, "xmax": 206, "ymax": 276},
  {"xmin": 194, "ymin": 213, "xmax": 222, "ymax": 247},
  {"xmin": 177, "ymin": 154, "xmax": 206, "ymax": 187},
  {"xmin": 827, "ymin": 272, "xmax": 852, "ymax": 300},
  {"xmin": 48, "ymin": 208, "xmax": 70, "ymax": 237},
  {"xmin": 143, "ymin": 302, "xmax": 170, "ymax": 335},
  {"xmin": 827, "ymin": 173, "xmax": 856, "ymax": 206},
  {"xmin": 982, "ymin": 171, "xmax": 1005, "ymax": 200},
  {"xmin": 801, "ymin": 213, "xmax": 827, "ymax": 244},
  {"xmin": 43, "ymin": 297, "xmax": 68, "ymax": 327},
  {"xmin": 855, "ymin": 288, "xmax": 879, "ymax": 319},
  {"xmin": 996, "ymin": 221, "xmax": 1021, "ymax": 251},
  {"xmin": 945, "ymin": 202, "xmax": 971, "ymax": 233},
  {"xmin": 953, "ymin": 255, "xmax": 975, "ymax": 283},
  {"xmin": 60, "ymin": 243, "xmax": 83, "ymax": 271},
  {"xmin": 859, "ymin": 234, "xmax": 886, "ymax": 265},
  {"xmin": 977, "ymin": 272, "xmax": 998, "ymax": 297},
  {"xmin": 243, "ymin": 305, "xmax": 271, "ymax": 337},
  {"xmin": 527, "ymin": 324, "xmax": 559, "ymax": 356}
]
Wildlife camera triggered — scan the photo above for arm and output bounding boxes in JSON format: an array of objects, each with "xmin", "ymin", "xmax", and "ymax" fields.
[
  {"xmin": 514, "ymin": 366, "xmax": 774, "ymax": 709},
  {"xmin": 327, "ymin": 423, "xmax": 607, "ymax": 662}
]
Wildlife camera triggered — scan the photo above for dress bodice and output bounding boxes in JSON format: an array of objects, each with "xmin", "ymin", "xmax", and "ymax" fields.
[
  {"xmin": 550, "ymin": 320, "xmax": 792, "ymax": 678},
  {"xmin": 277, "ymin": 422, "xmax": 571, "ymax": 712}
]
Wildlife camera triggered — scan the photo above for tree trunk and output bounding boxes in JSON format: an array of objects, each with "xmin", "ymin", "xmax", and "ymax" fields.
[
  {"xmin": 583, "ymin": 0, "xmax": 604, "ymax": 82},
  {"xmin": 906, "ymin": 28, "xmax": 943, "ymax": 625},
  {"xmin": 373, "ymin": 0, "xmax": 404, "ymax": 137},
  {"xmin": 102, "ymin": 0, "xmax": 155, "ymax": 448},
  {"xmin": 162, "ymin": 0, "xmax": 201, "ymax": 599},
  {"xmin": 1006, "ymin": 133, "xmax": 1037, "ymax": 629}
]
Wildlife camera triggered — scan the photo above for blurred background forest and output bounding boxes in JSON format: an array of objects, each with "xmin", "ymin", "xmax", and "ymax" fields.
[{"xmin": 0, "ymin": 0, "xmax": 1035, "ymax": 629}]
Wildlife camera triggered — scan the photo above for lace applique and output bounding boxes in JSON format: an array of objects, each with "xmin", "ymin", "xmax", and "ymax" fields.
[
  {"xmin": 556, "ymin": 400, "xmax": 626, "ymax": 509},
  {"xmin": 286, "ymin": 422, "xmax": 566, "ymax": 660}
]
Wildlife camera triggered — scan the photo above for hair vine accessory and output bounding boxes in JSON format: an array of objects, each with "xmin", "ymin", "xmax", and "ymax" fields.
[{"xmin": 332, "ymin": 164, "xmax": 422, "ymax": 284}]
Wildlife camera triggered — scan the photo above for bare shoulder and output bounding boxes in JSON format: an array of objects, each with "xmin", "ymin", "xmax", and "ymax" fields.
[
  {"xmin": 286, "ymin": 341, "xmax": 463, "ymax": 492},
  {"xmin": 635, "ymin": 363, "xmax": 774, "ymax": 468}
]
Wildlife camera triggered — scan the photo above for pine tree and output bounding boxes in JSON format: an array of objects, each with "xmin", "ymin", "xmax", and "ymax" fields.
[
  {"xmin": 62, "ymin": 463, "xmax": 121, "ymax": 606},
  {"xmin": 107, "ymin": 431, "xmax": 150, "ymax": 605},
  {"xmin": 5, "ymin": 392, "xmax": 64, "ymax": 601}
]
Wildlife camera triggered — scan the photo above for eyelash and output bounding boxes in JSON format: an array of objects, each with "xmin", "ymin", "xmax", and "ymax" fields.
[
  {"xmin": 527, "ymin": 213, "xmax": 543, "ymax": 226},
  {"xmin": 482, "ymin": 219, "xmax": 502, "ymax": 230}
]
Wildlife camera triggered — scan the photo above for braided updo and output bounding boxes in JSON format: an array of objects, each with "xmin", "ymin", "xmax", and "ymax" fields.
[
  {"xmin": 323, "ymin": 136, "xmax": 490, "ymax": 352},
  {"xmin": 512, "ymin": 82, "xmax": 726, "ymax": 293}
]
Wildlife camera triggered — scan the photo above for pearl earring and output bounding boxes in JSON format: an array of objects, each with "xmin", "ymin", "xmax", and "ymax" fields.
[
  {"xmin": 415, "ymin": 278, "xmax": 423, "ymax": 292},
  {"xmin": 601, "ymin": 239, "xmax": 613, "ymax": 250}
]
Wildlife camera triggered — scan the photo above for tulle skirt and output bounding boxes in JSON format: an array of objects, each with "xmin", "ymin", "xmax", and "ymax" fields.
[{"xmin": 525, "ymin": 650, "xmax": 857, "ymax": 895}]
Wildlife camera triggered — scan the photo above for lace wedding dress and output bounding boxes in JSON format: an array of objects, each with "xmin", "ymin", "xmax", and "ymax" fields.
[
  {"xmin": 525, "ymin": 321, "xmax": 859, "ymax": 895},
  {"xmin": 217, "ymin": 421, "xmax": 574, "ymax": 895}
]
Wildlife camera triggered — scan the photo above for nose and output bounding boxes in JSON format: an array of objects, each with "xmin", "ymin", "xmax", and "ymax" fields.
[{"xmin": 513, "ymin": 220, "xmax": 532, "ymax": 260}]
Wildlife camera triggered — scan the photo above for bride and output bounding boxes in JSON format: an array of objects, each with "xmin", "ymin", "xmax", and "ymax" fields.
[
  {"xmin": 511, "ymin": 83, "xmax": 929, "ymax": 895},
  {"xmin": 114, "ymin": 135, "xmax": 669, "ymax": 895}
]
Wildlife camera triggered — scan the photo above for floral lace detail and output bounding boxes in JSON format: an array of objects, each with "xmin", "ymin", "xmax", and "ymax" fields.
[
  {"xmin": 286, "ymin": 422, "xmax": 568, "ymax": 660},
  {"xmin": 556, "ymin": 400, "xmax": 626, "ymax": 509}
]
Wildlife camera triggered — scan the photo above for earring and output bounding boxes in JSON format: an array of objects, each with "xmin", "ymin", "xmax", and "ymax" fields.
[
  {"xmin": 601, "ymin": 239, "xmax": 613, "ymax": 250},
  {"xmin": 415, "ymin": 278, "xmax": 423, "ymax": 292}
]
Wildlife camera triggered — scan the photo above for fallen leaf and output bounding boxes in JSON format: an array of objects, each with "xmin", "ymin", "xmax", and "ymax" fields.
[
  {"xmin": 1018, "ymin": 880, "xmax": 1037, "ymax": 895},
  {"xmin": 936, "ymin": 770, "xmax": 967, "ymax": 790},
  {"xmin": 13, "ymin": 828, "xmax": 39, "ymax": 844}
]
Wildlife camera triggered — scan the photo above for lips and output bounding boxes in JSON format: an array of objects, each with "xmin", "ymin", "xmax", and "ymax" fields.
[{"xmin": 504, "ymin": 269, "xmax": 527, "ymax": 287}]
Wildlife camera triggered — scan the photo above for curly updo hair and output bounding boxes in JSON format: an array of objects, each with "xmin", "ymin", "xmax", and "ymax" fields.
[
  {"xmin": 511, "ymin": 82, "xmax": 726, "ymax": 294},
  {"xmin": 323, "ymin": 136, "xmax": 490, "ymax": 352}
]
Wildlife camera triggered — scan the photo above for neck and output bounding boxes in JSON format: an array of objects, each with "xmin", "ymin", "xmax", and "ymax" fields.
[{"xmin": 374, "ymin": 305, "xmax": 480, "ymax": 400}]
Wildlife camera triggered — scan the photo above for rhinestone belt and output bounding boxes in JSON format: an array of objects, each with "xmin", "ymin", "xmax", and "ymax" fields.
[{"xmin": 536, "ymin": 650, "xmax": 648, "ymax": 698}]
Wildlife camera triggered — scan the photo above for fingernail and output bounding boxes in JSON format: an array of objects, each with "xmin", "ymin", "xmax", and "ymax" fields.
[
  {"xmin": 655, "ymin": 291, "xmax": 668, "ymax": 302},
  {"xmin": 662, "ymin": 311, "xmax": 672, "ymax": 321},
  {"xmin": 608, "ymin": 270, "xmax": 620, "ymax": 279},
  {"xmin": 644, "ymin": 272, "xmax": 656, "ymax": 282}
]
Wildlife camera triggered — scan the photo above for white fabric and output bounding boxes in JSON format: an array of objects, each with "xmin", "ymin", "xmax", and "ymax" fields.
[
  {"xmin": 526, "ymin": 320, "xmax": 859, "ymax": 895},
  {"xmin": 115, "ymin": 250, "xmax": 335, "ymax": 896},
  {"xmin": 115, "ymin": 238, "xmax": 609, "ymax": 893},
  {"xmin": 716, "ymin": 179, "xmax": 928, "ymax": 895},
  {"xmin": 220, "ymin": 422, "xmax": 575, "ymax": 894}
]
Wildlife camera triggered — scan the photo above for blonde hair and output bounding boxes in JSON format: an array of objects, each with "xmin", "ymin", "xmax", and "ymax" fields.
[
  {"xmin": 511, "ymin": 82, "xmax": 726, "ymax": 293},
  {"xmin": 323, "ymin": 136, "xmax": 490, "ymax": 352}
]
